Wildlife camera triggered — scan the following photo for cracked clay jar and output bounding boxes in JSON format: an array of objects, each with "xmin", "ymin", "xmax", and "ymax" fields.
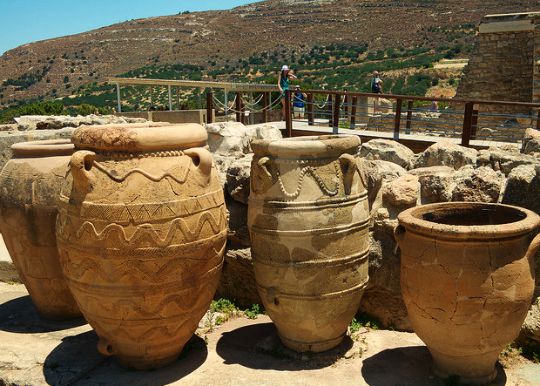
[
  {"xmin": 248, "ymin": 135, "xmax": 370, "ymax": 353},
  {"xmin": 56, "ymin": 123, "xmax": 227, "ymax": 370},
  {"xmin": 396, "ymin": 202, "xmax": 540, "ymax": 384}
]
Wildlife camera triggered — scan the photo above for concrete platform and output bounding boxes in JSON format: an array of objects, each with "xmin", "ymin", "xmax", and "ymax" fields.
[{"xmin": 0, "ymin": 283, "xmax": 538, "ymax": 385}]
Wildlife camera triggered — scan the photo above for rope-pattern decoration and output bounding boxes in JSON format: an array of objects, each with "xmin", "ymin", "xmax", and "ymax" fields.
[{"xmin": 275, "ymin": 161, "xmax": 341, "ymax": 199}]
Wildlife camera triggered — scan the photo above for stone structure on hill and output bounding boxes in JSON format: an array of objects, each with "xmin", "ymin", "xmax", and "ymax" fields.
[{"xmin": 457, "ymin": 12, "xmax": 540, "ymax": 113}]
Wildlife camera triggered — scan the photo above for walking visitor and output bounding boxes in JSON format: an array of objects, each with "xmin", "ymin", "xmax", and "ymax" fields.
[
  {"xmin": 371, "ymin": 70, "xmax": 383, "ymax": 113},
  {"xmin": 278, "ymin": 64, "xmax": 297, "ymax": 120},
  {"xmin": 293, "ymin": 86, "xmax": 307, "ymax": 119}
]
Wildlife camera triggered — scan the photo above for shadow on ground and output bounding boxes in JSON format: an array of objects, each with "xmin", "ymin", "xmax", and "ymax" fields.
[
  {"xmin": 361, "ymin": 346, "xmax": 508, "ymax": 386},
  {"xmin": 216, "ymin": 322, "xmax": 357, "ymax": 370},
  {"xmin": 0, "ymin": 295, "xmax": 86, "ymax": 333},
  {"xmin": 43, "ymin": 331, "xmax": 208, "ymax": 386}
]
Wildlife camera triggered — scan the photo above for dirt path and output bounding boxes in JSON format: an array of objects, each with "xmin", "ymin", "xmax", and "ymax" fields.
[{"xmin": 0, "ymin": 283, "xmax": 538, "ymax": 385}]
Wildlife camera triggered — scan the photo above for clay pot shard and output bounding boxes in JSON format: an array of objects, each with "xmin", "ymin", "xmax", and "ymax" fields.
[
  {"xmin": 396, "ymin": 202, "xmax": 540, "ymax": 384},
  {"xmin": 56, "ymin": 123, "xmax": 227, "ymax": 370},
  {"xmin": 0, "ymin": 139, "xmax": 81, "ymax": 320},
  {"xmin": 248, "ymin": 135, "xmax": 369, "ymax": 353}
]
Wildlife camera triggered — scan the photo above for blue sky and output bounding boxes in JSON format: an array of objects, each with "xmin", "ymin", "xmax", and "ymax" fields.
[{"xmin": 0, "ymin": 0, "xmax": 257, "ymax": 55}]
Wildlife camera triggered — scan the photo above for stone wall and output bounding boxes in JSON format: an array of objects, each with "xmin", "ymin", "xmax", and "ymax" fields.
[{"xmin": 456, "ymin": 12, "xmax": 539, "ymax": 115}]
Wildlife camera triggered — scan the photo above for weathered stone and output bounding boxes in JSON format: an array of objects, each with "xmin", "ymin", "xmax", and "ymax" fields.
[
  {"xmin": 502, "ymin": 164, "xmax": 540, "ymax": 214},
  {"xmin": 360, "ymin": 139, "xmax": 415, "ymax": 169},
  {"xmin": 206, "ymin": 122, "xmax": 282, "ymax": 155},
  {"xmin": 226, "ymin": 155, "xmax": 252, "ymax": 205},
  {"xmin": 410, "ymin": 166, "xmax": 455, "ymax": 204},
  {"xmin": 358, "ymin": 158, "xmax": 407, "ymax": 210},
  {"xmin": 14, "ymin": 114, "xmax": 146, "ymax": 131},
  {"xmin": 452, "ymin": 166, "xmax": 505, "ymax": 203},
  {"xmin": 215, "ymin": 248, "xmax": 260, "ymax": 309},
  {"xmin": 382, "ymin": 174, "xmax": 420, "ymax": 208},
  {"xmin": 521, "ymin": 297, "xmax": 540, "ymax": 344},
  {"xmin": 522, "ymin": 128, "xmax": 540, "ymax": 154},
  {"xmin": 206, "ymin": 122, "xmax": 252, "ymax": 155},
  {"xmin": 413, "ymin": 140, "xmax": 478, "ymax": 170},
  {"xmin": 359, "ymin": 231, "xmax": 411, "ymax": 331}
]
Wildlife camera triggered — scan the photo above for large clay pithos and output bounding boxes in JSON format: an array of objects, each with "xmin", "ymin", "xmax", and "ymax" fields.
[
  {"xmin": 396, "ymin": 202, "xmax": 540, "ymax": 384},
  {"xmin": 248, "ymin": 135, "xmax": 370, "ymax": 352},
  {"xmin": 0, "ymin": 139, "xmax": 80, "ymax": 320},
  {"xmin": 56, "ymin": 123, "xmax": 227, "ymax": 370}
]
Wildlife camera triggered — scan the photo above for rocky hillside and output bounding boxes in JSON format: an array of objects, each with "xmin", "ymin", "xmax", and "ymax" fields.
[{"xmin": 1, "ymin": 0, "xmax": 540, "ymax": 107}]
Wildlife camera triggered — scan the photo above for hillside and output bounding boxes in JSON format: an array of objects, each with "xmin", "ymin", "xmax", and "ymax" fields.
[{"xmin": 1, "ymin": 0, "xmax": 540, "ymax": 110}]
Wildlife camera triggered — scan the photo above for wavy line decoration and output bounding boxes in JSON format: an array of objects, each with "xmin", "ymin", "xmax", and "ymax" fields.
[
  {"xmin": 58, "ymin": 208, "xmax": 227, "ymax": 247},
  {"xmin": 92, "ymin": 160, "xmax": 192, "ymax": 184},
  {"xmin": 62, "ymin": 245, "xmax": 225, "ymax": 283}
]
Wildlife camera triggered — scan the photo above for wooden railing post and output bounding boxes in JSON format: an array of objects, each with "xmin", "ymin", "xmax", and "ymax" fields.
[
  {"xmin": 405, "ymin": 100, "xmax": 413, "ymax": 134},
  {"xmin": 536, "ymin": 108, "xmax": 540, "ymax": 130},
  {"xmin": 462, "ymin": 102, "xmax": 474, "ymax": 147},
  {"xmin": 350, "ymin": 96, "xmax": 358, "ymax": 129},
  {"xmin": 394, "ymin": 98, "xmax": 402, "ymax": 140},
  {"xmin": 343, "ymin": 94, "xmax": 349, "ymax": 121},
  {"xmin": 235, "ymin": 92, "xmax": 242, "ymax": 123},
  {"xmin": 333, "ymin": 93, "xmax": 341, "ymax": 133},
  {"xmin": 285, "ymin": 90, "xmax": 293, "ymax": 137},
  {"xmin": 262, "ymin": 92, "xmax": 269, "ymax": 123},
  {"xmin": 206, "ymin": 90, "xmax": 213, "ymax": 124},
  {"xmin": 307, "ymin": 93, "xmax": 314, "ymax": 126}
]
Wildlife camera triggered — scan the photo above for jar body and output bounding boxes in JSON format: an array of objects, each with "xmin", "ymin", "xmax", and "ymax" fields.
[
  {"xmin": 0, "ymin": 140, "xmax": 80, "ymax": 320},
  {"xmin": 57, "ymin": 146, "xmax": 227, "ymax": 369},
  {"xmin": 397, "ymin": 202, "xmax": 540, "ymax": 384},
  {"xmin": 248, "ymin": 135, "xmax": 370, "ymax": 352}
]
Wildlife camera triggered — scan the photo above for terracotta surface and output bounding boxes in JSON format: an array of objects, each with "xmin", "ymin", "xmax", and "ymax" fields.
[
  {"xmin": 396, "ymin": 202, "xmax": 540, "ymax": 384},
  {"xmin": 56, "ymin": 123, "xmax": 227, "ymax": 370},
  {"xmin": 0, "ymin": 139, "xmax": 80, "ymax": 320},
  {"xmin": 248, "ymin": 135, "xmax": 370, "ymax": 352}
]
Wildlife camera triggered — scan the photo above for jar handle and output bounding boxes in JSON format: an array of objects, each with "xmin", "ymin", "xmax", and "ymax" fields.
[
  {"xmin": 394, "ymin": 225, "xmax": 406, "ymax": 244},
  {"xmin": 257, "ymin": 157, "xmax": 273, "ymax": 182},
  {"xmin": 525, "ymin": 232, "xmax": 540, "ymax": 261},
  {"xmin": 70, "ymin": 150, "xmax": 96, "ymax": 195},
  {"xmin": 97, "ymin": 338, "xmax": 115, "ymax": 357},
  {"xmin": 339, "ymin": 153, "xmax": 357, "ymax": 195},
  {"xmin": 185, "ymin": 147, "xmax": 213, "ymax": 176}
]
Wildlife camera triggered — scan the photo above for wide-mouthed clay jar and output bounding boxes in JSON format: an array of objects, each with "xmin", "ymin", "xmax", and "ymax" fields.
[
  {"xmin": 0, "ymin": 139, "xmax": 80, "ymax": 320},
  {"xmin": 248, "ymin": 135, "xmax": 370, "ymax": 352},
  {"xmin": 396, "ymin": 202, "xmax": 540, "ymax": 384},
  {"xmin": 56, "ymin": 123, "xmax": 227, "ymax": 370}
]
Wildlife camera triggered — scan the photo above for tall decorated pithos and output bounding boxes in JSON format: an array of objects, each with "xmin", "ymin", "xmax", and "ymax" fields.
[
  {"xmin": 248, "ymin": 135, "xmax": 370, "ymax": 352},
  {"xmin": 396, "ymin": 202, "xmax": 540, "ymax": 384},
  {"xmin": 0, "ymin": 140, "xmax": 81, "ymax": 320},
  {"xmin": 56, "ymin": 123, "xmax": 227, "ymax": 370}
]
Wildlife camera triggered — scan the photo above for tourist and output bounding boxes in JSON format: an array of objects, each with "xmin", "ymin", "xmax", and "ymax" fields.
[
  {"xmin": 293, "ymin": 86, "xmax": 307, "ymax": 119},
  {"xmin": 371, "ymin": 71, "xmax": 383, "ymax": 113},
  {"xmin": 278, "ymin": 65, "xmax": 297, "ymax": 120}
]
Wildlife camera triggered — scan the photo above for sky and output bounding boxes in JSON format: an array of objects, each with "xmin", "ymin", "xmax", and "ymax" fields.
[{"xmin": 0, "ymin": 0, "xmax": 258, "ymax": 55}]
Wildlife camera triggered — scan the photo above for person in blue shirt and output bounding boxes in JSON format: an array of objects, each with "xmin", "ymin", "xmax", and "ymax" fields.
[
  {"xmin": 293, "ymin": 85, "xmax": 307, "ymax": 119},
  {"xmin": 278, "ymin": 65, "xmax": 297, "ymax": 120}
]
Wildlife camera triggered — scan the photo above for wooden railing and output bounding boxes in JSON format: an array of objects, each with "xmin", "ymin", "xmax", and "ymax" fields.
[{"xmin": 206, "ymin": 89, "xmax": 540, "ymax": 146}]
